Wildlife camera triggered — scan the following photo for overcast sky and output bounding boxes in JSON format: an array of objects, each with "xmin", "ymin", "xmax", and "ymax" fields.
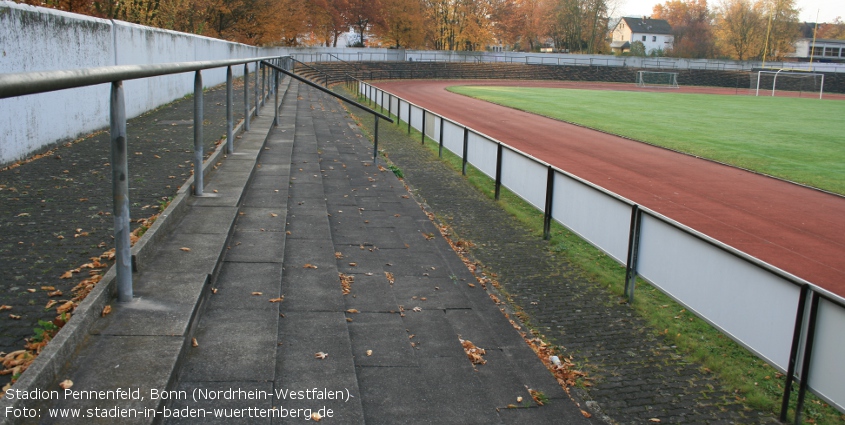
[{"xmin": 615, "ymin": 0, "xmax": 845, "ymax": 23}]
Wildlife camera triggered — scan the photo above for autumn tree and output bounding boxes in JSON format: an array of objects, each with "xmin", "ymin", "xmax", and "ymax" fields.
[
  {"xmin": 758, "ymin": 0, "xmax": 799, "ymax": 60},
  {"xmin": 714, "ymin": 0, "xmax": 764, "ymax": 59},
  {"xmin": 653, "ymin": 0, "xmax": 715, "ymax": 57},
  {"xmin": 371, "ymin": 0, "xmax": 426, "ymax": 47},
  {"xmin": 815, "ymin": 17, "xmax": 845, "ymax": 39}
]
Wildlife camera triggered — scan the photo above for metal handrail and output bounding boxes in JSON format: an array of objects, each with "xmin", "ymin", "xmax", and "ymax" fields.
[
  {"xmin": 0, "ymin": 54, "xmax": 287, "ymax": 304},
  {"xmin": 322, "ymin": 53, "xmax": 361, "ymax": 72}
]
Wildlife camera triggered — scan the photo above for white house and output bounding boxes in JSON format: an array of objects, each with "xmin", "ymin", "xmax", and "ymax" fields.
[
  {"xmin": 611, "ymin": 17, "xmax": 674, "ymax": 55},
  {"xmin": 790, "ymin": 38, "xmax": 845, "ymax": 61}
]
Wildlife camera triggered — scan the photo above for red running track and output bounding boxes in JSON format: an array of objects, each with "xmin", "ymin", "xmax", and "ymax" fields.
[{"xmin": 375, "ymin": 80, "xmax": 845, "ymax": 297}]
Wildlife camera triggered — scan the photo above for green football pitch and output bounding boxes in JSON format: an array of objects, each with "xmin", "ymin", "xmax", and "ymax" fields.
[{"xmin": 447, "ymin": 86, "xmax": 845, "ymax": 195}]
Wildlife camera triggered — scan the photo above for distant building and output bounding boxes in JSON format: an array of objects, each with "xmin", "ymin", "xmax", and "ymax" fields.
[
  {"xmin": 611, "ymin": 17, "xmax": 674, "ymax": 55},
  {"xmin": 790, "ymin": 38, "xmax": 845, "ymax": 62}
]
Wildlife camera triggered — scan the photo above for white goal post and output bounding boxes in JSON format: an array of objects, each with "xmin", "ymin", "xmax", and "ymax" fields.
[
  {"xmin": 754, "ymin": 70, "xmax": 825, "ymax": 99},
  {"xmin": 635, "ymin": 71, "xmax": 679, "ymax": 88}
]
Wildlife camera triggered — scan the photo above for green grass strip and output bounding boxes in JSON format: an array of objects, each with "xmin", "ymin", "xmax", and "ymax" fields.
[{"xmin": 448, "ymin": 86, "xmax": 845, "ymax": 196}]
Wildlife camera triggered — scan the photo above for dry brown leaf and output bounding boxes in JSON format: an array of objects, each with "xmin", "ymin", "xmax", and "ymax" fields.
[
  {"xmin": 270, "ymin": 213, "xmax": 278, "ymax": 217},
  {"xmin": 334, "ymin": 252, "xmax": 343, "ymax": 259},
  {"xmin": 0, "ymin": 306, "xmax": 11, "ymax": 311},
  {"xmin": 26, "ymin": 289, "xmax": 36, "ymax": 293},
  {"xmin": 348, "ymin": 262, "xmax": 357, "ymax": 267},
  {"xmin": 412, "ymin": 307, "xmax": 422, "ymax": 312},
  {"xmin": 211, "ymin": 288, "xmax": 218, "ymax": 294},
  {"xmin": 311, "ymin": 412, "xmax": 322, "ymax": 422},
  {"xmin": 59, "ymin": 380, "xmax": 73, "ymax": 390},
  {"xmin": 516, "ymin": 396, "xmax": 523, "ymax": 403},
  {"xmin": 581, "ymin": 410, "xmax": 593, "ymax": 418},
  {"xmin": 339, "ymin": 273, "xmax": 354, "ymax": 295},
  {"xmin": 41, "ymin": 286, "xmax": 55, "ymax": 291},
  {"xmin": 47, "ymin": 290, "xmax": 62, "ymax": 297},
  {"xmin": 180, "ymin": 247, "xmax": 191, "ymax": 252},
  {"xmin": 269, "ymin": 297, "xmax": 284, "ymax": 303},
  {"xmin": 460, "ymin": 339, "xmax": 487, "ymax": 365},
  {"xmin": 314, "ymin": 352, "xmax": 328, "ymax": 359},
  {"xmin": 303, "ymin": 263, "xmax": 318, "ymax": 269},
  {"xmin": 9, "ymin": 315, "xmax": 21, "ymax": 320},
  {"xmin": 346, "ymin": 309, "xmax": 359, "ymax": 314},
  {"xmin": 56, "ymin": 301, "xmax": 74, "ymax": 314},
  {"xmin": 191, "ymin": 338, "xmax": 199, "ymax": 347},
  {"xmin": 648, "ymin": 419, "xmax": 661, "ymax": 423},
  {"xmin": 366, "ymin": 350, "xmax": 373, "ymax": 356},
  {"xmin": 251, "ymin": 292, "xmax": 263, "ymax": 296},
  {"xmin": 385, "ymin": 272, "xmax": 394, "ymax": 285}
]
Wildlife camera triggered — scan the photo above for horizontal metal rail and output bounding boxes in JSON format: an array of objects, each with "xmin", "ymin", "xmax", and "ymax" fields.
[
  {"xmin": 0, "ymin": 56, "xmax": 280, "ymax": 99},
  {"xmin": 1, "ymin": 54, "xmax": 286, "ymax": 306},
  {"xmin": 264, "ymin": 61, "xmax": 391, "ymax": 122}
]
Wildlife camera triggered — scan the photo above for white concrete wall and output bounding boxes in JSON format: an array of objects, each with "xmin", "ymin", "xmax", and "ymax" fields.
[{"xmin": 0, "ymin": 1, "xmax": 271, "ymax": 166}]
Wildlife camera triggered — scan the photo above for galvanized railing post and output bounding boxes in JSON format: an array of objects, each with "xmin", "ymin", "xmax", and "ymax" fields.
[
  {"xmin": 780, "ymin": 285, "xmax": 810, "ymax": 422},
  {"xmin": 543, "ymin": 166, "xmax": 554, "ymax": 240},
  {"xmin": 193, "ymin": 70, "xmax": 204, "ymax": 196},
  {"xmin": 274, "ymin": 69, "xmax": 279, "ymax": 126},
  {"xmin": 407, "ymin": 105, "xmax": 412, "ymax": 134},
  {"xmin": 110, "ymin": 81, "xmax": 133, "ymax": 303},
  {"xmin": 373, "ymin": 116, "xmax": 380, "ymax": 164},
  {"xmin": 421, "ymin": 110, "xmax": 426, "ymax": 144},
  {"xmin": 260, "ymin": 63, "xmax": 265, "ymax": 107},
  {"xmin": 244, "ymin": 63, "xmax": 250, "ymax": 131},
  {"xmin": 438, "ymin": 117, "xmax": 444, "ymax": 158},
  {"xmin": 793, "ymin": 292, "xmax": 821, "ymax": 425},
  {"xmin": 254, "ymin": 61, "xmax": 260, "ymax": 116},
  {"xmin": 226, "ymin": 66, "xmax": 234, "ymax": 154},
  {"xmin": 494, "ymin": 143, "xmax": 502, "ymax": 199},
  {"xmin": 461, "ymin": 127, "xmax": 468, "ymax": 175},
  {"xmin": 624, "ymin": 205, "xmax": 643, "ymax": 302}
]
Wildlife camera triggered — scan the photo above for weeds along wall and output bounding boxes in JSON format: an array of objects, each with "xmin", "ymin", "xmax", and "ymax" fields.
[{"xmin": 0, "ymin": 1, "xmax": 282, "ymax": 166}]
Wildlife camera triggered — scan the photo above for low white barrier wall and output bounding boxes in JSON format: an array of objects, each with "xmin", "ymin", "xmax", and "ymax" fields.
[
  {"xmin": 360, "ymin": 80, "xmax": 845, "ymax": 417},
  {"xmin": 0, "ymin": 1, "xmax": 280, "ymax": 165}
]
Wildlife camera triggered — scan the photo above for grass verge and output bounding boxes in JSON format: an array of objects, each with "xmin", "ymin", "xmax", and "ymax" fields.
[
  {"xmin": 448, "ymin": 86, "xmax": 845, "ymax": 196},
  {"xmin": 342, "ymin": 85, "xmax": 845, "ymax": 425}
]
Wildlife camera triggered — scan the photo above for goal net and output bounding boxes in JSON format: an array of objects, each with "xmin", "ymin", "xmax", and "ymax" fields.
[
  {"xmin": 636, "ymin": 71, "xmax": 679, "ymax": 88},
  {"xmin": 752, "ymin": 70, "xmax": 825, "ymax": 99}
]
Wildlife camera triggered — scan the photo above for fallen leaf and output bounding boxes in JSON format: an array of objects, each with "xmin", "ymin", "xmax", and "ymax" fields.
[
  {"xmin": 101, "ymin": 305, "xmax": 112, "ymax": 317},
  {"xmin": 334, "ymin": 252, "xmax": 343, "ymax": 259},
  {"xmin": 366, "ymin": 350, "xmax": 373, "ymax": 356},
  {"xmin": 314, "ymin": 352, "xmax": 328, "ymax": 359},
  {"xmin": 412, "ymin": 307, "xmax": 422, "ymax": 312},
  {"xmin": 516, "ymin": 396, "xmax": 523, "ymax": 403},
  {"xmin": 251, "ymin": 292, "xmax": 263, "ymax": 296},
  {"xmin": 26, "ymin": 289, "xmax": 36, "ymax": 293},
  {"xmin": 180, "ymin": 247, "xmax": 191, "ymax": 252},
  {"xmin": 269, "ymin": 297, "xmax": 284, "ymax": 303},
  {"xmin": 648, "ymin": 419, "xmax": 661, "ymax": 423},
  {"xmin": 270, "ymin": 213, "xmax": 278, "ymax": 217},
  {"xmin": 56, "ymin": 301, "xmax": 74, "ymax": 314},
  {"xmin": 0, "ymin": 306, "xmax": 11, "ymax": 311},
  {"xmin": 303, "ymin": 263, "xmax": 318, "ymax": 269},
  {"xmin": 59, "ymin": 380, "xmax": 73, "ymax": 390},
  {"xmin": 385, "ymin": 272, "xmax": 394, "ymax": 285},
  {"xmin": 41, "ymin": 286, "xmax": 56, "ymax": 291},
  {"xmin": 311, "ymin": 412, "xmax": 322, "ymax": 422},
  {"xmin": 9, "ymin": 315, "xmax": 21, "ymax": 320},
  {"xmin": 581, "ymin": 410, "xmax": 593, "ymax": 418},
  {"xmin": 192, "ymin": 338, "xmax": 199, "ymax": 347},
  {"xmin": 346, "ymin": 309, "xmax": 359, "ymax": 314},
  {"xmin": 348, "ymin": 262, "xmax": 357, "ymax": 267},
  {"xmin": 211, "ymin": 288, "xmax": 218, "ymax": 294},
  {"xmin": 460, "ymin": 339, "xmax": 487, "ymax": 365},
  {"xmin": 47, "ymin": 290, "xmax": 62, "ymax": 297}
]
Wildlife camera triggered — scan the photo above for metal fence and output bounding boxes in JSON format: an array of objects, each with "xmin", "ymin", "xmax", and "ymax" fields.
[
  {"xmin": 0, "ymin": 55, "xmax": 289, "ymax": 304},
  {"xmin": 356, "ymin": 80, "xmax": 845, "ymax": 424},
  {"xmin": 286, "ymin": 48, "xmax": 845, "ymax": 74}
]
